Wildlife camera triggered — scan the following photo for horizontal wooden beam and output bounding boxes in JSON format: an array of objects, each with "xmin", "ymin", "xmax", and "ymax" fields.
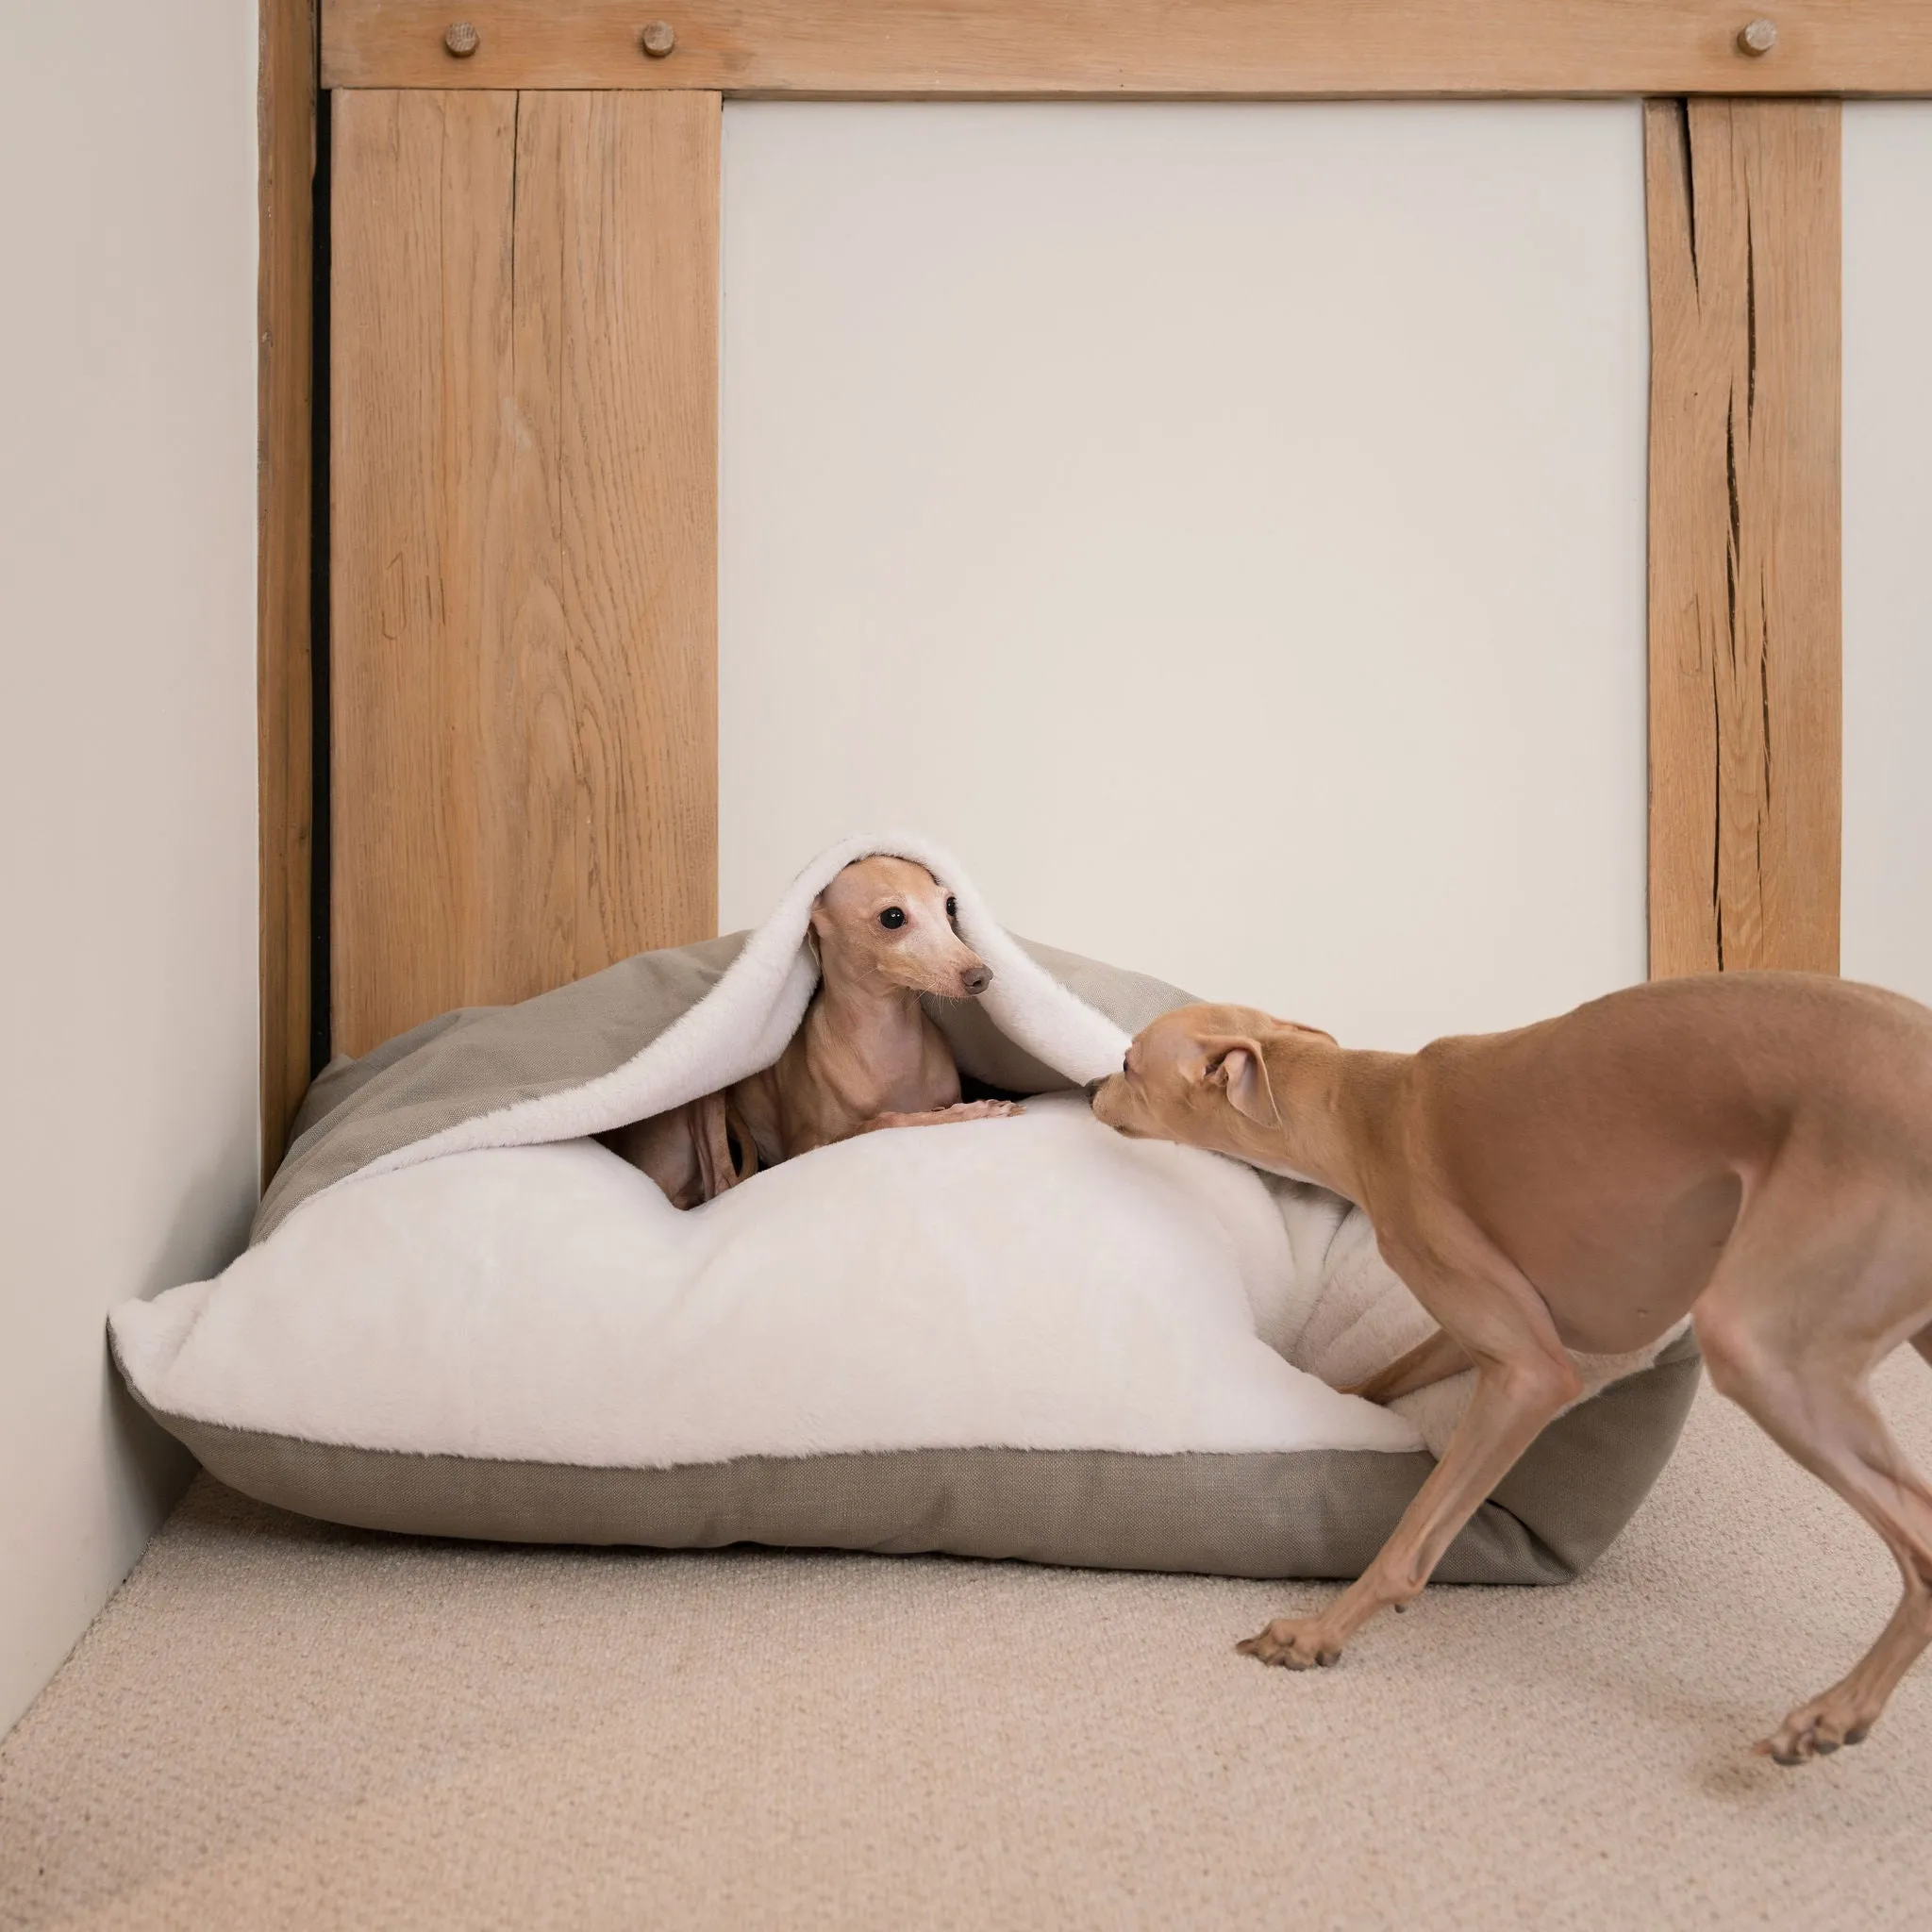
[{"xmin": 325, "ymin": 1, "xmax": 1932, "ymax": 95}]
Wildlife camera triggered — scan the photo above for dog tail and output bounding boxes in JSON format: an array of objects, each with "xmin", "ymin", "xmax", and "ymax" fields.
[{"xmin": 1340, "ymin": 1327, "xmax": 1472, "ymax": 1405}]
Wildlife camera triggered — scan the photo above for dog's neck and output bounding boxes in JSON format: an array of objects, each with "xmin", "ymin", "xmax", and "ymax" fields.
[
  {"xmin": 1253, "ymin": 1041, "xmax": 1407, "ymax": 1208},
  {"xmin": 805, "ymin": 967, "xmax": 931, "ymax": 1082}
]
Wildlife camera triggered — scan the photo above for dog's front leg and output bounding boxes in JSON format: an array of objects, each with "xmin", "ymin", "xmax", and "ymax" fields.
[
  {"xmin": 858, "ymin": 1100, "xmax": 1024, "ymax": 1133},
  {"xmin": 1242, "ymin": 1249, "xmax": 1581, "ymax": 1670}
]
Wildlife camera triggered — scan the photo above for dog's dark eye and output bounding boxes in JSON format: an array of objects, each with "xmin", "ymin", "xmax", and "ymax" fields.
[
  {"xmin": 945, "ymin": 897, "xmax": 958, "ymax": 919},
  {"xmin": 879, "ymin": 908, "xmax": 906, "ymax": 929}
]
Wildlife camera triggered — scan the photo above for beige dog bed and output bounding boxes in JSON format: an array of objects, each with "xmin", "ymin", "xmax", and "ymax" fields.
[{"xmin": 109, "ymin": 835, "xmax": 1698, "ymax": 1582}]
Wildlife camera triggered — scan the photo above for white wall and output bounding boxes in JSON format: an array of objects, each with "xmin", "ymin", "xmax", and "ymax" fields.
[
  {"xmin": 721, "ymin": 103, "xmax": 1650, "ymax": 1050},
  {"xmin": 1843, "ymin": 104, "xmax": 1932, "ymax": 1007},
  {"xmin": 0, "ymin": 4, "xmax": 258, "ymax": 1737}
]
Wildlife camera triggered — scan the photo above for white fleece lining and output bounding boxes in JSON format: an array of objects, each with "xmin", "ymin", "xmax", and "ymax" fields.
[
  {"xmin": 111, "ymin": 1100, "xmax": 1426, "ymax": 1465},
  {"xmin": 321, "ymin": 833, "xmax": 1129, "ymax": 1215}
]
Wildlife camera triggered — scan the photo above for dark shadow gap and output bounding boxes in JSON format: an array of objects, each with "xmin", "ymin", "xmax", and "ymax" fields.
[{"xmin": 308, "ymin": 84, "xmax": 333, "ymax": 1078}]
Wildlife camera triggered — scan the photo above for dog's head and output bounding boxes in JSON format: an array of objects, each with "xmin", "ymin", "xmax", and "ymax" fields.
[
  {"xmin": 811, "ymin": 856, "xmax": 992, "ymax": 1002},
  {"xmin": 1086, "ymin": 1003, "xmax": 1335, "ymax": 1161}
]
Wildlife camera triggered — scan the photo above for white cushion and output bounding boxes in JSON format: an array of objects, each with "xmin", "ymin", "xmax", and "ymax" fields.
[{"xmin": 112, "ymin": 1094, "xmax": 1423, "ymax": 1468}]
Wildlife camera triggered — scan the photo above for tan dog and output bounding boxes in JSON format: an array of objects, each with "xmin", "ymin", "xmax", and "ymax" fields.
[
  {"xmin": 1089, "ymin": 972, "xmax": 1932, "ymax": 1764},
  {"xmin": 603, "ymin": 856, "xmax": 1020, "ymax": 1208}
]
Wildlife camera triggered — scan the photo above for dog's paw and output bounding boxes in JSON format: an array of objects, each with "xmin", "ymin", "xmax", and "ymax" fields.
[
  {"xmin": 949, "ymin": 1099, "xmax": 1024, "ymax": 1123},
  {"xmin": 1755, "ymin": 1694, "xmax": 1874, "ymax": 1767},
  {"xmin": 1236, "ymin": 1619, "xmax": 1342, "ymax": 1671}
]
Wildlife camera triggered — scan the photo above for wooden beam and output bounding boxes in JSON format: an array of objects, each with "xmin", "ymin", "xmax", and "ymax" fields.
[
  {"xmin": 513, "ymin": 91, "xmax": 721, "ymax": 989},
  {"xmin": 330, "ymin": 89, "xmax": 521, "ymax": 1060},
  {"xmin": 325, "ymin": 1, "xmax": 1932, "ymax": 95},
  {"xmin": 330, "ymin": 91, "xmax": 719, "ymax": 1058},
  {"xmin": 258, "ymin": 0, "xmax": 317, "ymax": 1174},
  {"xmin": 1644, "ymin": 98, "xmax": 1840, "ymax": 978}
]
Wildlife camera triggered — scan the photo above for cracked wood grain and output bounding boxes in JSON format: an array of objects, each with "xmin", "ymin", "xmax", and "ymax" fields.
[
  {"xmin": 330, "ymin": 90, "xmax": 718, "ymax": 1058},
  {"xmin": 1644, "ymin": 97, "xmax": 1840, "ymax": 978}
]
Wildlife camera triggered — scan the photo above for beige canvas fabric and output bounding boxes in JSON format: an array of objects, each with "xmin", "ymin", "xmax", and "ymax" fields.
[
  {"xmin": 127, "ymin": 1332, "xmax": 1698, "ymax": 1585},
  {"xmin": 258, "ymin": 935, "xmax": 751, "ymax": 1241}
]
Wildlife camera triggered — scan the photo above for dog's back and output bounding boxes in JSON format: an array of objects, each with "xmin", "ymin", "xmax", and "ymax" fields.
[
  {"xmin": 1402, "ymin": 972, "xmax": 1932, "ymax": 1353},
  {"xmin": 1427, "ymin": 970, "xmax": 1932, "ymax": 1164}
]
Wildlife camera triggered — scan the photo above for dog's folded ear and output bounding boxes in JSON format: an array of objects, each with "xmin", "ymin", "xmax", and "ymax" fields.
[{"xmin": 1200, "ymin": 1038, "xmax": 1278, "ymax": 1127}]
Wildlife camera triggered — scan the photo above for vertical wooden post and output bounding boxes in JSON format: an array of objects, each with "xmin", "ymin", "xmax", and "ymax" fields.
[
  {"xmin": 330, "ymin": 91, "xmax": 719, "ymax": 1058},
  {"xmin": 1644, "ymin": 98, "xmax": 1841, "ymax": 978},
  {"xmin": 258, "ymin": 0, "xmax": 318, "ymax": 1172}
]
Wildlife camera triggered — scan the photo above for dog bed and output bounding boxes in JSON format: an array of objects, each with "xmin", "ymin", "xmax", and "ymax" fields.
[{"xmin": 109, "ymin": 834, "xmax": 1698, "ymax": 1582}]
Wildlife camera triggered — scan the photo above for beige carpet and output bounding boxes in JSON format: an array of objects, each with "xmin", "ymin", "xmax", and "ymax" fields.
[{"xmin": 3, "ymin": 1360, "xmax": 1929, "ymax": 1931}]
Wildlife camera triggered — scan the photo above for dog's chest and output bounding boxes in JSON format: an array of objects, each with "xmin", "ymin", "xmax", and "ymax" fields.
[{"xmin": 779, "ymin": 1011, "xmax": 958, "ymax": 1138}]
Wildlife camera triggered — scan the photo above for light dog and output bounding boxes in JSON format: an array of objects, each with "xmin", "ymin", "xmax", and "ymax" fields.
[
  {"xmin": 603, "ymin": 856, "xmax": 1020, "ymax": 1208},
  {"xmin": 1088, "ymin": 972, "xmax": 1932, "ymax": 1764}
]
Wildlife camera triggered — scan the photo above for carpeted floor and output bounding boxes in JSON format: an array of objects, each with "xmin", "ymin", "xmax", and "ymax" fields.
[{"xmin": 2, "ymin": 1358, "xmax": 1928, "ymax": 1931}]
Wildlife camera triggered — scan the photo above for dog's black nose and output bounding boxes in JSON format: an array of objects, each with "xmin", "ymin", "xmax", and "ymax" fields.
[
  {"xmin": 1081, "ymin": 1076, "xmax": 1106, "ymax": 1101},
  {"xmin": 959, "ymin": 965, "xmax": 991, "ymax": 997}
]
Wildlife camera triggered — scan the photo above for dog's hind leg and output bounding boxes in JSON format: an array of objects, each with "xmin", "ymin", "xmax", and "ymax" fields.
[
  {"xmin": 1740, "ymin": 1375, "xmax": 1932, "ymax": 1764},
  {"xmin": 692, "ymin": 1090, "xmax": 756, "ymax": 1202},
  {"xmin": 600, "ymin": 1105, "xmax": 707, "ymax": 1209},
  {"xmin": 1695, "ymin": 1208, "xmax": 1932, "ymax": 1764}
]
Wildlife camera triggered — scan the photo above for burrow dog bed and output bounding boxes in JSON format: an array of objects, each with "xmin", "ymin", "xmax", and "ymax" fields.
[{"xmin": 110, "ymin": 834, "xmax": 1699, "ymax": 1582}]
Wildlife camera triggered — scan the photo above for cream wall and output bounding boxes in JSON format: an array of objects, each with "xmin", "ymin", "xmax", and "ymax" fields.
[
  {"xmin": 1843, "ymin": 104, "xmax": 1932, "ymax": 1008},
  {"xmin": 0, "ymin": 4, "xmax": 258, "ymax": 1737},
  {"xmin": 720, "ymin": 103, "xmax": 1650, "ymax": 1051}
]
